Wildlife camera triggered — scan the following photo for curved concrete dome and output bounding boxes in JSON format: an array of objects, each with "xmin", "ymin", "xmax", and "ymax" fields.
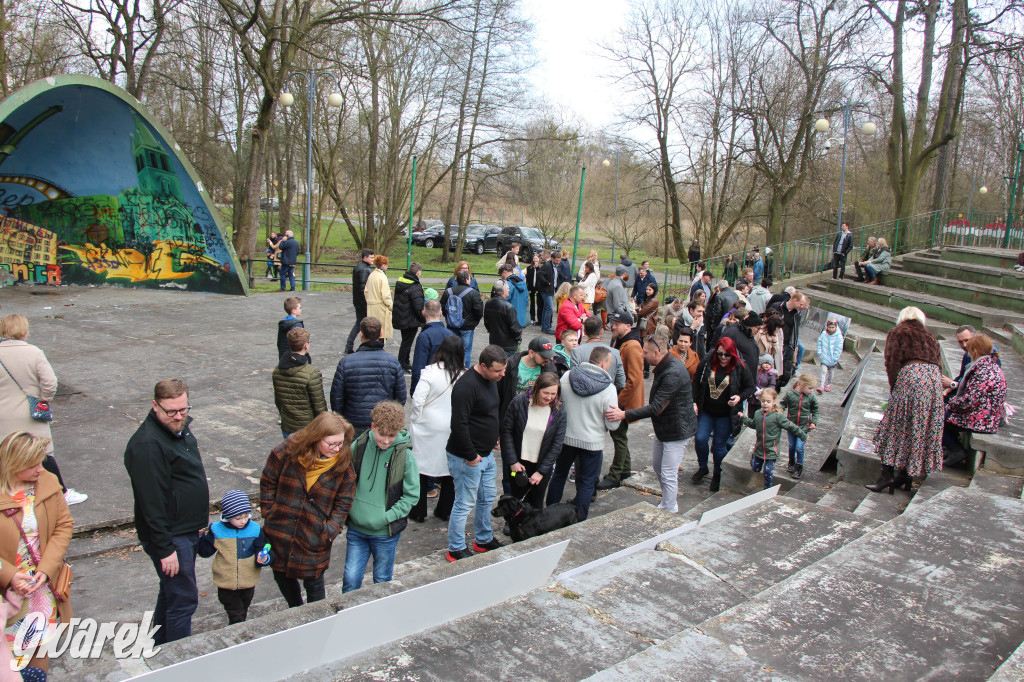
[{"xmin": 0, "ymin": 75, "xmax": 246, "ymax": 294}]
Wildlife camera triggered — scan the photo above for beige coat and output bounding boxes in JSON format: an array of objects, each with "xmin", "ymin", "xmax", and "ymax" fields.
[
  {"xmin": 0, "ymin": 471, "xmax": 74, "ymax": 622},
  {"xmin": 0, "ymin": 340, "xmax": 57, "ymax": 453},
  {"xmin": 365, "ymin": 268, "xmax": 394, "ymax": 339}
]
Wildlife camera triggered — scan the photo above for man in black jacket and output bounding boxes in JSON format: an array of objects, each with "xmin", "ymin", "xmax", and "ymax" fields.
[
  {"xmin": 606, "ymin": 335, "xmax": 696, "ymax": 513},
  {"xmin": 769, "ymin": 292, "xmax": 809, "ymax": 387},
  {"xmin": 688, "ymin": 239, "xmax": 701, "ymax": 278},
  {"xmin": 832, "ymin": 222, "xmax": 853, "ymax": 280},
  {"xmin": 706, "ymin": 279, "xmax": 738, "ymax": 332},
  {"xmin": 345, "ymin": 248, "xmax": 375, "ymax": 354},
  {"xmin": 440, "ymin": 269, "xmax": 485, "ymax": 368},
  {"xmin": 484, "ymin": 280, "xmax": 522, "ymax": 355},
  {"xmin": 392, "ymin": 262, "xmax": 426, "ymax": 372},
  {"xmin": 538, "ymin": 251, "xmax": 557, "ymax": 334},
  {"xmin": 124, "ymin": 378, "xmax": 210, "ymax": 644}
]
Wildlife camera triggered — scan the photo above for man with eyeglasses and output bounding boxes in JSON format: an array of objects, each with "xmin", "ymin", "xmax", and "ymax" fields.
[{"xmin": 124, "ymin": 378, "xmax": 210, "ymax": 644}]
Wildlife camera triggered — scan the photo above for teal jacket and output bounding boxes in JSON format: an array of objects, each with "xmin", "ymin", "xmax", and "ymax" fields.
[
  {"xmin": 348, "ymin": 430, "xmax": 419, "ymax": 537},
  {"xmin": 740, "ymin": 409, "xmax": 808, "ymax": 461}
]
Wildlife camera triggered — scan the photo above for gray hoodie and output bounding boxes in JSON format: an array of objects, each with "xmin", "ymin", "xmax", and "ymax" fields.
[
  {"xmin": 561, "ymin": 362, "xmax": 621, "ymax": 450},
  {"xmin": 620, "ymin": 257, "xmax": 639, "ymax": 291}
]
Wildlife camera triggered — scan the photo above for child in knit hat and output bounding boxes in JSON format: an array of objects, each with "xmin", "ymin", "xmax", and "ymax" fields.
[
  {"xmin": 754, "ymin": 354, "xmax": 777, "ymax": 398},
  {"xmin": 197, "ymin": 490, "xmax": 272, "ymax": 624}
]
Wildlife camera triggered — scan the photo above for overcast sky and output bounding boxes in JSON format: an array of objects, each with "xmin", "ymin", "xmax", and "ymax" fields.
[{"xmin": 521, "ymin": 0, "xmax": 630, "ymax": 130}]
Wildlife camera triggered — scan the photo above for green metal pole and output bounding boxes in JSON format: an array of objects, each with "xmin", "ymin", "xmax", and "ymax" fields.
[
  {"xmin": 407, "ymin": 156, "xmax": 417, "ymax": 270},
  {"xmin": 661, "ymin": 266, "xmax": 669, "ymax": 304},
  {"xmin": 894, "ymin": 218, "xmax": 901, "ymax": 254},
  {"xmin": 929, "ymin": 212, "xmax": 938, "ymax": 248},
  {"xmin": 571, "ymin": 163, "xmax": 586, "ymax": 274},
  {"xmin": 1003, "ymin": 137, "xmax": 1024, "ymax": 249}
]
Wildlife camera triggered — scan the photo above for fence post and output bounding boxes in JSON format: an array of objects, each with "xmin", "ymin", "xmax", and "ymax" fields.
[
  {"xmin": 661, "ymin": 266, "xmax": 669, "ymax": 304},
  {"xmin": 894, "ymin": 218, "xmax": 901, "ymax": 254},
  {"xmin": 929, "ymin": 212, "xmax": 938, "ymax": 249}
]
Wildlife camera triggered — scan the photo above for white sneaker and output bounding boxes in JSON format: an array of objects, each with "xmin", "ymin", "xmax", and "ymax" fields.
[{"xmin": 64, "ymin": 489, "xmax": 88, "ymax": 505}]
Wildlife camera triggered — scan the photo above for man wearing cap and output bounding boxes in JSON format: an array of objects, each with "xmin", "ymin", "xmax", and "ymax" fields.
[
  {"xmin": 605, "ymin": 265, "xmax": 630, "ymax": 322},
  {"xmin": 484, "ymin": 279, "xmax": 522, "ymax": 355},
  {"xmin": 597, "ymin": 311, "xmax": 644, "ymax": 490},
  {"xmin": 690, "ymin": 270, "xmax": 712, "ymax": 302}
]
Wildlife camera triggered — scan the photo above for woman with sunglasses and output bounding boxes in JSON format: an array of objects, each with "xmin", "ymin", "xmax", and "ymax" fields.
[
  {"xmin": 691, "ymin": 337, "xmax": 754, "ymax": 491},
  {"xmin": 260, "ymin": 412, "xmax": 357, "ymax": 608}
]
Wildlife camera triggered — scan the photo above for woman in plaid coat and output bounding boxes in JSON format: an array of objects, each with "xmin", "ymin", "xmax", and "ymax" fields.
[{"xmin": 260, "ymin": 412, "xmax": 357, "ymax": 607}]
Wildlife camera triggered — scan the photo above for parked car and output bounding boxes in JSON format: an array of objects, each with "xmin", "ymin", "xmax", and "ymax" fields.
[
  {"xmin": 260, "ymin": 197, "xmax": 280, "ymax": 211},
  {"xmin": 495, "ymin": 226, "xmax": 560, "ymax": 262},
  {"xmin": 412, "ymin": 224, "xmax": 448, "ymax": 248},
  {"xmin": 414, "ymin": 218, "xmax": 444, "ymax": 232},
  {"xmin": 451, "ymin": 225, "xmax": 491, "ymax": 254}
]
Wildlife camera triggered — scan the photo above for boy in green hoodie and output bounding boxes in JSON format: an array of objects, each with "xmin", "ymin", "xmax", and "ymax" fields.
[
  {"xmin": 342, "ymin": 401, "xmax": 420, "ymax": 593},
  {"xmin": 738, "ymin": 388, "xmax": 808, "ymax": 489}
]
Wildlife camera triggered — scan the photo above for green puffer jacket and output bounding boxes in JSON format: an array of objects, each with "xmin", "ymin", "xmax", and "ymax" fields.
[
  {"xmin": 778, "ymin": 389, "xmax": 819, "ymax": 430},
  {"xmin": 867, "ymin": 246, "xmax": 892, "ymax": 273},
  {"xmin": 740, "ymin": 409, "xmax": 808, "ymax": 461},
  {"xmin": 272, "ymin": 352, "xmax": 328, "ymax": 434}
]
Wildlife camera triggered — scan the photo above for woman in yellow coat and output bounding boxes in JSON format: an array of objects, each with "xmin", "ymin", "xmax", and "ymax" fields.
[{"xmin": 365, "ymin": 255, "xmax": 394, "ymax": 340}]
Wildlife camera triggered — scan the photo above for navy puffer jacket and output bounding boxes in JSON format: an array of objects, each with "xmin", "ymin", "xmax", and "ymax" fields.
[{"xmin": 329, "ymin": 341, "xmax": 407, "ymax": 427}]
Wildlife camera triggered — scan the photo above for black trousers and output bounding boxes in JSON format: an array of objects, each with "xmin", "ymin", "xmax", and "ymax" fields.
[
  {"xmin": 529, "ymin": 291, "xmax": 539, "ymax": 323},
  {"xmin": 502, "ymin": 459, "xmax": 550, "ymax": 508},
  {"xmin": 345, "ymin": 302, "xmax": 367, "ymax": 353},
  {"xmin": 273, "ymin": 571, "xmax": 325, "ymax": 608},
  {"xmin": 854, "ymin": 261, "xmax": 868, "ymax": 281},
  {"xmin": 398, "ymin": 328, "xmax": 418, "ymax": 369},
  {"xmin": 217, "ymin": 587, "xmax": 255, "ymax": 624},
  {"xmin": 832, "ymin": 253, "xmax": 847, "ymax": 279},
  {"xmin": 410, "ymin": 474, "xmax": 455, "ymax": 520}
]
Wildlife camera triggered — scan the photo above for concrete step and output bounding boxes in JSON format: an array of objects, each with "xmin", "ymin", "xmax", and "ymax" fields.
[
  {"xmin": 901, "ymin": 254, "xmax": 1024, "ymax": 291},
  {"xmin": 1012, "ymin": 323, "xmax": 1024, "ymax": 357},
  {"xmin": 817, "ymin": 481, "xmax": 870, "ymax": 513},
  {"xmin": 690, "ymin": 486, "xmax": 1024, "ymax": 680},
  {"xmin": 805, "ymin": 286, "xmax": 954, "ymax": 338},
  {"xmin": 660, "ymin": 496, "xmax": 879, "ymax": 598},
  {"xmin": 981, "ymin": 325, "xmax": 1015, "ymax": 347},
  {"xmin": 969, "ymin": 470, "xmax": 1024, "ymax": 499},
  {"xmin": 940, "ymin": 245, "xmax": 1023, "ymax": 270},
  {"xmin": 853, "ymin": 486, "xmax": 913, "ymax": 522},
  {"xmin": 906, "ymin": 468, "xmax": 970, "ymax": 508},
  {"xmin": 70, "ymin": 497, "xmax": 691, "ymax": 680},
  {"xmin": 989, "ymin": 639, "xmax": 1024, "ymax": 682},
  {"xmin": 820, "ymin": 278, "xmax": 1024, "ymax": 329},
  {"xmin": 784, "ymin": 480, "xmax": 830, "ymax": 503},
  {"xmin": 878, "ymin": 267, "xmax": 1024, "ymax": 315}
]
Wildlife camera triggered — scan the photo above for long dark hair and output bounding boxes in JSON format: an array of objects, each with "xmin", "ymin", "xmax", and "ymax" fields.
[{"xmin": 433, "ymin": 335, "xmax": 466, "ymax": 384}]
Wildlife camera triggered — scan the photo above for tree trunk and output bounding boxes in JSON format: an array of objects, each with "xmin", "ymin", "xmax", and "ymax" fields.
[{"xmin": 233, "ymin": 94, "xmax": 276, "ymax": 265}]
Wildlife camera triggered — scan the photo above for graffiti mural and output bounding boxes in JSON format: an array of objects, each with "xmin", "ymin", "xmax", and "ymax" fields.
[{"xmin": 0, "ymin": 76, "xmax": 246, "ymax": 294}]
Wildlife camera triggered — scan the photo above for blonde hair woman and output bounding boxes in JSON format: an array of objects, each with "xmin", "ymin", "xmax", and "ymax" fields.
[
  {"xmin": 0, "ymin": 431, "xmax": 74, "ymax": 673},
  {"xmin": 577, "ymin": 249, "xmax": 601, "ymax": 281},
  {"xmin": 0, "ymin": 315, "xmax": 86, "ymax": 505}
]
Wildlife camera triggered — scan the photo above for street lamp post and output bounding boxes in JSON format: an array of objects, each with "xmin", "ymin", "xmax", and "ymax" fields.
[
  {"xmin": 279, "ymin": 69, "xmax": 343, "ymax": 291},
  {"xmin": 815, "ymin": 100, "xmax": 876, "ymax": 239},
  {"xmin": 602, "ymin": 153, "xmax": 619, "ymax": 262}
]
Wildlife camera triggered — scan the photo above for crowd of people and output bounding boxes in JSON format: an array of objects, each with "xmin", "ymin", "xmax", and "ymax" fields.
[{"xmin": 0, "ymin": 229, "xmax": 1012, "ymax": 673}]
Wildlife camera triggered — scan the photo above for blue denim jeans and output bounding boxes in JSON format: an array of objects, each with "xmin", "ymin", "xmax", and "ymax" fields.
[
  {"xmin": 546, "ymin": 444, "xmax": 602, "ymax": 520},
  {"xmin": 342, "ymin": 527, "xmax": 402, "ymax": 593},
  {"xmin": 863, "ymin": 264, "xmax": 878, "ymax": 280},
  {"xmin": 141, "ymin": 533, "xmax": 200, "ymax": 644},
  {"xmin": 788, "ymin": 433, "xmax": 806, "ymax": 466},
  {"xmin": 695, "ymin": 412, "xmax": 732, "ymax": 474},
  {"xmin": 540, "ymin": 294, "xmax": 555, "ymax": 333},
  {"xmin": 457, "ymin": 329, "xmax": 475, "ymax": 368},
  {"xmin": 447, "ymin": 452, "xmax": 496, "ymax": 551},
  {"xmin": 750, "ymin": 455, "xmax": 776, "ymax": 489},
  {"xmin": 279, "ymin": 264, "xmax": 296, "ymax": 291},
  {"xmin": 796, "ymin": 340, "xmax": 806, "ymax": 368}
]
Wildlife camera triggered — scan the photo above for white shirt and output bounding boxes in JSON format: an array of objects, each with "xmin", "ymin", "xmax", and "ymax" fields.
[{"xmin": 520, "ymin": 405, "xmax": 550, "ymax": 463}]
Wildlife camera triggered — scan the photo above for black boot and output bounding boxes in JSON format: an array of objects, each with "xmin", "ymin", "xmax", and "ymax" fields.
[
  {"xmin": 690, "ymin": 467, "xmax": 709, "ymax": 485},
  {"xmin": 893, "ymin": 468, "xmax": 912, "ymax": 492},
  {"xmin": 709, "ymin": 472, "xmax": 721, "ymax": 492},
  {"xmin": 793, "ymin": 464, "xmax": 803, "ymax": 480},
  {"xmin": 865, "ymin": 465, "xmax": 895, "ymax": 494}
]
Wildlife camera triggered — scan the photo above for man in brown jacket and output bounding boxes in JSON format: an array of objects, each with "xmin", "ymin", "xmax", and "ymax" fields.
[{"xmin": 598, "ymin": 311, "xmax": 645, "ymax": 489}]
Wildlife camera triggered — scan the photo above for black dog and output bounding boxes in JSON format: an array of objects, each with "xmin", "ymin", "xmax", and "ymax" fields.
[{"xmin": 491, "ymin": 495, "xmax": 579, "ymax": 542}]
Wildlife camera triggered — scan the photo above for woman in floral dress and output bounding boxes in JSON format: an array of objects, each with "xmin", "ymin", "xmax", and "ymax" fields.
[
  {"xmin": 866, "ymin": 307, "xmax": 944, "ymax": 493},
  {"xmin": 0, "ymin": 431, "xmax": 74, "ymax": 674}
]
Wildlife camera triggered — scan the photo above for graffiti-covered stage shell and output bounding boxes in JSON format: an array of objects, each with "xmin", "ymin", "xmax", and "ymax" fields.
[{"xmin": 0, "ymin": 75, "xmax": 247, "ymax": 295}]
